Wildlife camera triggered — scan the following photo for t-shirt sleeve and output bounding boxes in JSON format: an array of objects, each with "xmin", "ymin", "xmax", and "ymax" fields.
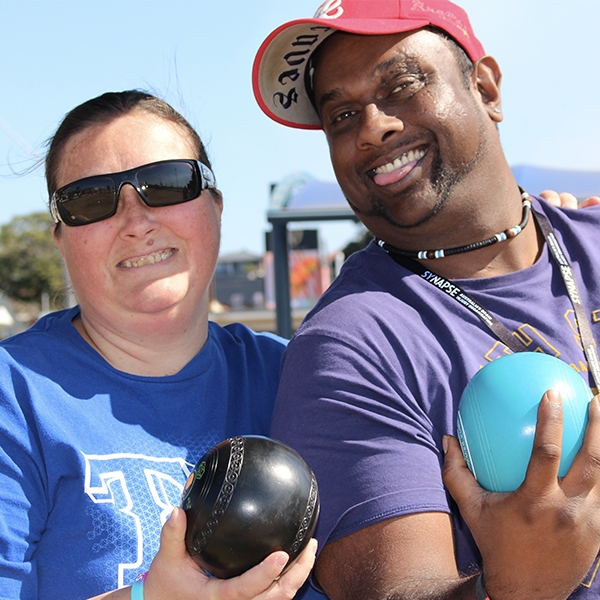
[
  {"xmin": 0, "ymin": 360, "xmax": 47, "ymax": 597},
  {"xmin": 270, "ymin": 330, "xmax": 451, "ymax": 550}
]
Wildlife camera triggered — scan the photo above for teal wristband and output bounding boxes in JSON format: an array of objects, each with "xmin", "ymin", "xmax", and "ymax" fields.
[{"xmin": 131, "ymin": 579, "xmax": 144, "ymax": 600}]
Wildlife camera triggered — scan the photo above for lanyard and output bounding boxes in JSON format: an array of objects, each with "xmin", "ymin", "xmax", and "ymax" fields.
[{"xmin": 378, "ymin": 209, "xmax": 600, "ymax": 391}]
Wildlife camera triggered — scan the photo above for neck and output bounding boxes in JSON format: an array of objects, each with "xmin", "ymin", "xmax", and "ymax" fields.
[
  {"xmin": 381, "ymin": 189, "xmax": 532, "ymax": 260},
  {"xmin": 381, "ymin": 191, "xmax": 544, "ymax": 280},
  {"xmin": 73, "ymin": 302, "xmax": 210, "ymax": 377},
  {"xmin": 414, "ymin": 219, "xmax": 542, "ymax": 280}
]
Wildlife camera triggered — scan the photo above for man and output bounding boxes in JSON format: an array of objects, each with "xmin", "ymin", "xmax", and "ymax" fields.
[{"xmin": 253, "ymin": 1, "xmax": 600, "ymax": 599}]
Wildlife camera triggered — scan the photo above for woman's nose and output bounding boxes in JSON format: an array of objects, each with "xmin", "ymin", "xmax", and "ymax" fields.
[{"xmin": 116, "ymin": 184, "xmax": 160, "ymax": 237}]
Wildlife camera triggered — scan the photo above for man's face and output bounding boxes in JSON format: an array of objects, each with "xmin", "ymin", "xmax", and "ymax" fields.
[{"xmin": 313, "ymin": 29, "xmax": 496, "ymax": 247}]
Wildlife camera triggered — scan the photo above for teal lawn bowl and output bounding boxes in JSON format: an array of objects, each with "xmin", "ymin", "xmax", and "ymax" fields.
[{"xmin": 457, "ymin": 353, "xmax": 593, "ymax": 492}]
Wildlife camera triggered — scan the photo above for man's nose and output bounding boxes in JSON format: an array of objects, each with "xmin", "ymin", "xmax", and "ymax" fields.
[{"xmin": 356, "ymin": 103, "xmax": 404, "ymax": 150}]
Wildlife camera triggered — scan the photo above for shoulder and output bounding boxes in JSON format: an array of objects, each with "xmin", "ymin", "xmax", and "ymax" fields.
[
  {"xmin": 532, "ymin": 195, "xmax": 600, "ymax": 227},
  {"xmin": 208, "ymin": 320, "xmax": 287, "ymax": 359},
  {"xmin": 205, "ymin": 322, "xmax": 285, "ymax": 428},
  {"xmin": 0, "ymin": 307, "xmax": 81, "ymax": 363},
  {"xmin": 0, "ymin": 309, "xmax": 85, "ymax": 413},
  {"xmin": 292, "ymin": 241, "xmax": 411, "ymax": 345},
  {"xmin": 319, "ymin": 241, "xmax": 393, "ymax": 299},
  {"xmin": 531, "ymin": 196, "xmax": 600, "ymax": 258}
]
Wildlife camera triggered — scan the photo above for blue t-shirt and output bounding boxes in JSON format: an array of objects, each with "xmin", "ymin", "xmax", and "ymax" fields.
[
  {"xmin": 272, "ymin": 199, "xmax": 600, "ymax": 598},
  {"xmin": 0, "ymin": 307, "xmax": 321, "ymax": 599}
]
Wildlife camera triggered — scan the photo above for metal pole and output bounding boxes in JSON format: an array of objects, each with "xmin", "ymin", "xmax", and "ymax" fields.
[{"xmin": 271, "ymin": 220, "xmax": 292, "ymax": 339}]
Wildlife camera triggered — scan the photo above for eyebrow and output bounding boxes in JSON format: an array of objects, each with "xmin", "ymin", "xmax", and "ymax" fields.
[
  {"xmin": 316, "ymin": 53, "xmax": 423, "ymax": 110},
  {"xmin": 317, "ymin": 87, "xmax": 346, "ymax": 111},
  {"xmin": 376, "ymin": 54, "xmax": 423, "ymax": 78},
  {"xmin": 376, "ymin": 55, "xmax": 409, "ymax": 74}
]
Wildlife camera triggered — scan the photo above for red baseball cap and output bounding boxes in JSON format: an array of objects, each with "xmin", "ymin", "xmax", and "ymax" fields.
[{"xmin": 252, "ymin": 0, "xmax": 486, "ymax": 130}]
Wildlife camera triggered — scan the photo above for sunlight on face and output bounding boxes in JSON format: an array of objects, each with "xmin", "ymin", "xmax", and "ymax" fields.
[{"xmin": 53, "ymin": 112, "xmax": 223, "ymax": 327}]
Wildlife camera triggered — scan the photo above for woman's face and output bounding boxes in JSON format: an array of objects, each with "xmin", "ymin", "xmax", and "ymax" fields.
[{"xmin": 53, "ymin": 111, "xmax": 223, "ymax": 327}]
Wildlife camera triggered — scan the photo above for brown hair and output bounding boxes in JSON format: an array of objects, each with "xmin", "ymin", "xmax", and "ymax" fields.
[{"xmin": 46, "ymin": 90, "xmax": 217, "ymax": 199}]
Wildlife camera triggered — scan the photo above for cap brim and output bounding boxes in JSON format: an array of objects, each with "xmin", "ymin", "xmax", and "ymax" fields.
[{"xmin": 253, "ymin": 16, "xmax": 429, "ymax": 130}]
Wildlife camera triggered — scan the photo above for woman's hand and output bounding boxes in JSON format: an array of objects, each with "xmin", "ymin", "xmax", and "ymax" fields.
[
  {"xmin": 142, "ymin": 507, "xmax": 317, "ymax": 600},
  {"xmin": 540, "ymin": 189, "xmax": 600, "ymax": 209}
]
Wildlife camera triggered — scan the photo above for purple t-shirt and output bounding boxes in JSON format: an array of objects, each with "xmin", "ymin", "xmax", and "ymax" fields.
[{"xmin": 271, "ymin": 198, "xmax": 600, "ymax": 597}]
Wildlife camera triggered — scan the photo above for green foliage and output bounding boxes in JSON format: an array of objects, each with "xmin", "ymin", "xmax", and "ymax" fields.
[{"xmin": 0, "ymin": 212, "xmax": 65, "ymax": 307}]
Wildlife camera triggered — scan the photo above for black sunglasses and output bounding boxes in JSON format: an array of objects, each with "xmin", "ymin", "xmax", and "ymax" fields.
[{"xmin": 50, "ymin": 159, "xmax": 217, "ymax": 227}]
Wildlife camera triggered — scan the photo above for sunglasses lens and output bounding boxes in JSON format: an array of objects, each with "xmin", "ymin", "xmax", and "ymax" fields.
[
  {"xmin": 53, "ymin": 161, "xmax": 206, "ymax": 226},
  {"xmin": 137, "ymin": 161, "xmax": 199, "ymax": 206},
  {"xmin": 56, "ymin": 177, "xmax": 117, "ymax": 225}
]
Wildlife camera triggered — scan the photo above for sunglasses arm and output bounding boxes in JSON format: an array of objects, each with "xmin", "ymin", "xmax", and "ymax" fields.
[
  {"xmin": 199, "ymin": 163, "xmax": 217, "ymax": 189},
  {"xmin": 49, "ymin": 197, "xmax": 63, "ymax": 225}
]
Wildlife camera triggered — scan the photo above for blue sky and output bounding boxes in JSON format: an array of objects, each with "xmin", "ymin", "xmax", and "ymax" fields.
[{"xmin": 1, "ymin": 0, "xmax": 599, "ymax": 256}]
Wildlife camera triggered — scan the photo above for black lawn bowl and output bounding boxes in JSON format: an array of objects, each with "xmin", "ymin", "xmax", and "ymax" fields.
[{"xmin": 181, "ymin": 435, "xmax": 320, "ymax": 579}]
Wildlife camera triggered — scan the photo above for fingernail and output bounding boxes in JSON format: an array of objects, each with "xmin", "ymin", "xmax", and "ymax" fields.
[
  {"xmin": 545, "ymin": 388, "xmax": 562, "ymax": 406},
  {"xmin": 275, "ymin": 553, "xmax": 289, "ymax": 568},
  {"xmin": 167, "ymin": 507, "xmax": 178, "ymax": 526},
  {"xmin": 442, "ymin": 435, "xmax": 449, "ymax": 454}
]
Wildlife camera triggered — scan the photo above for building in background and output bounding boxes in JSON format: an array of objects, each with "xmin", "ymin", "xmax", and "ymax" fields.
[
  {"xmin": 0, "ymin": 293, "xmax": 37, "ymax": 340},
  {"xmin": 212, "ymin": 251, "xmax": 266, "ymax": 312},
  {"xmin": 210, "ymin": 230, "xmax": 333, "ymax": 334}
]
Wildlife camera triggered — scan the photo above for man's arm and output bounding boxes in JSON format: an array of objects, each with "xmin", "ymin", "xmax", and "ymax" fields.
[
  {"xmin": 315, "ymin": 512, "xmax": 477, "ymax": 600},
  {"xmin": 272, "ymin": 329, "xmax": 468, "ymax": 600},
  {"xmin": 444, "ymin": 390, "xmax": 600, "ymax": 600}
]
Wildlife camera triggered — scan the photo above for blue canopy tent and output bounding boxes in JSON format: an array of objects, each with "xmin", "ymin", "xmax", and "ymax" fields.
[
  {"xmin": 511, "ymin": 165, "xmax": 600, "ymax": 199},
  {"xmin": 267, "ymin": 167, "xmax": 600, "ymax": 338}
]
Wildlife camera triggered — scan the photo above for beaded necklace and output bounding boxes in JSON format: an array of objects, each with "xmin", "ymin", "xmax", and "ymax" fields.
[{"xmin": 378, "ymin": 189, "xmax": 532, "ymax": 260}]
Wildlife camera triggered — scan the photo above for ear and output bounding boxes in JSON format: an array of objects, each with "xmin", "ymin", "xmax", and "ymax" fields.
[
  {"xmin": 472, "ymin": 56, "xmax": 503, "ymax": 123},
  {"xmin": 52, "ymin": 223, "xmax": 65, "ymax": 256},
  {"xmin": 213, "ymin": 188, "xmax": 224, "ymax": 217}
]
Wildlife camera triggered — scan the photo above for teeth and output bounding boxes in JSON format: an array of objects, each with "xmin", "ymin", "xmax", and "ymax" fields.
[
  {"xmin": 374, "ymin": 148, "xmax": 426, "ymax": 174},
  {"xmin": 120, "ymin": 249, "xmax": 174, "ymax": 268}
]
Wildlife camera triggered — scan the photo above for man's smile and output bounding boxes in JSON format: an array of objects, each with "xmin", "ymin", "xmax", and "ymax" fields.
[{"xmin": 372, "ymin": 146, "xmax": 427, "ymax": 186}]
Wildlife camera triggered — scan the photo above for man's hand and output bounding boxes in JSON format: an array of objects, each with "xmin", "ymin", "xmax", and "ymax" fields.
[
  {"xmin": 540, "ymin": 190, "xmax": 600, "ymax": 209},
  {"xmin": 444, "ymin": 390, "xmax": 600, "ymax": 600}
]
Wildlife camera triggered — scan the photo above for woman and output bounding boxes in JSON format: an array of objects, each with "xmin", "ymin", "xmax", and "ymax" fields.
[{"xmin": 0, "ymin": 90, "xmax": 316, "ymax": 599}]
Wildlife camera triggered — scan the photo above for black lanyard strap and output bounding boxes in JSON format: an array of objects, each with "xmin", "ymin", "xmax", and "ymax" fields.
[
  {"xmin": 381, "ymin": 250, "xmax": 527, "ymax": 354},
  {"xmin": 378, "ymin": 208, "xmax": 600, "ymax": 390},
  {"xmin": 535, "ymin": 210, "xmax": 600, "ymax": 389}
]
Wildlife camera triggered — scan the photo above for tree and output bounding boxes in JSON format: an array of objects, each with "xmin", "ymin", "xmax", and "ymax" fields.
[{"xmin": 0, "ymin": 212, "xmax": 65, "ymax": 308}]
